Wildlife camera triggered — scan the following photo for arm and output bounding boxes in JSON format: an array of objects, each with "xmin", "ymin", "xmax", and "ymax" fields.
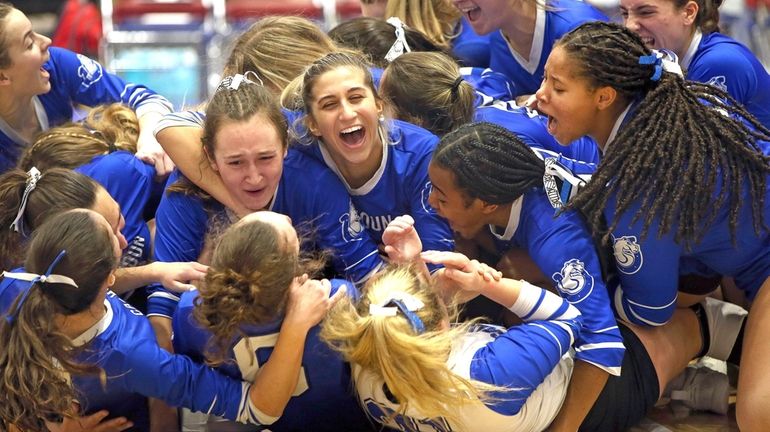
[
  {"xmin": 154, "ymin": 113, "xmax": 249, "ymax": 215},
  {"xmin": 548, "ymin": 362, "xmax": 608, "ymax": 432},
  {"xmin": 113, "ymin": 261, "xmax": 208, "ymax": 295}
]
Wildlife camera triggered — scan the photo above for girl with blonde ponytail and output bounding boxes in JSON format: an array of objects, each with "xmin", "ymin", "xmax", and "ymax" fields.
[{"xmin": 322, "ymin": 215, "xmax": 583, "ymax": 431}]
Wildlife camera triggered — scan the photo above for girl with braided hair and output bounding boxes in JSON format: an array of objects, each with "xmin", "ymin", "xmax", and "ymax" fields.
[
  {"xmin": 535, "ymin": 21, "xmax": 770, "ymax": 430},
  {"xmin": 619, "ymin": 0, "xmax": 770, "ymax": 127},
  {"xmin": 172, "ymin": 210, "xmax": 369, "ymax": 431}
]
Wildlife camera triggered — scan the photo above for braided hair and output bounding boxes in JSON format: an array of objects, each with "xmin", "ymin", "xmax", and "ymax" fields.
[
  {"xmin": 433, "ymin": 122, "xmax": 545, "ymax": 205},
  {"xmin": 558, "ymin": 22, "xmax": 770, "ymax": 246}
]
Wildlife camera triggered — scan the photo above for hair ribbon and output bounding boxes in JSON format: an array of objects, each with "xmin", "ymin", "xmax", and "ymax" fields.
[
  {"xmin": 2, "ymin": 250, "xmax": 77, "ymax": 324},
  {"xmin": 385, "ymin": 17, "xmax": 412, "ymax": 63},
  {"xmin": 369, "ymin": 291, "xmax": 425, "ymax": 333},
  {"xmin": 10, "ymin": 167, "xmax": 42, "ymax": 235},
  {"xmin": 638, "ymin": 49, "xmax": 683, "ymax": 82},
  {"xmin": 215, "ymin": 71, "xmax": 265, "ymax": 93}
]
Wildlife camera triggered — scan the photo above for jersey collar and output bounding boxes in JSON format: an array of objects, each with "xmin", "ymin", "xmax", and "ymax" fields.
[
  {"xmin": 318, "ymin": 129, "xmax": 389, "ymax": 196},
  {"xmin": 680, "ymin": 29, "xmax": 703, "ymax": 71},
  {"xmin": 501, "ymin": 6, "xmax": 546, "ymax": 75},
  {"xmin": 603, "ymin": 102, "xmax": 635, "ymax": 154},
  {"xmin": 0, "ymin": 97, "xmax": 49, "ymax": 147},
  {"xmin": 488, "ymin": 196, "xmax": 524, "ymax": 241},
  {"xmin": 71, "ymin": 297, "xmax": 114, "ymax": 347}
]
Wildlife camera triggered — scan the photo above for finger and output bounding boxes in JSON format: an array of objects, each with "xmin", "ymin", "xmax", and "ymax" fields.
[
  {"xmin": 81, "ymin": 410, "xmax": 111, "ymax": 426},
  {"xmin": 420, "ymin": 251, "xmax": 469, "ymax": 268},
  {"xmin": 93, "ymin": 417, "xmax": 133, "ymax": 432},
  {"xmin": 444, "ymin": 268, "xmax": 476, "ymax": 285},
  {"xmin": 190, "ymin": 262, "xmax": 209, "ymax": 272},
  {"xmin": 329, "ymin": 283, "xmax": 347, "ymax": 305},
  {"xmin": 383, "ymin": 245, "xmax": 397, "ymax": 257},
  {"xmin": 168, "ymin": 280, "xmax": 195, "ymax": 292},
  {"xmin": 136, "ymin": 153, "xmax": 156, "ymax": 166},
  {"xmin": 162, "ymin": 154, "xmax": 175, "ymax": 173}
]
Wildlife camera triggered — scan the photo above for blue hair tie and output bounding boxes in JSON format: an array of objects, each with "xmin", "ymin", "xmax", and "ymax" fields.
[
  {"xmin": 638, "ymin": 54, "xmax": 663, "ymax": 82},
  {"xmin": 387, "ymin": 298, "xmax": 425, "ymax": 334},
  {"xmin": 2, "ymin": 250, "xmax": 78, "ymax": 324}
]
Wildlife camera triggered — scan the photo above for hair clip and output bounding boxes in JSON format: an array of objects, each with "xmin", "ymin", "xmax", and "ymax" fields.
[
  {"xmin": 369, "ymin": 291, "xmax": 425, "ymax": 333},
  {"xmin": 215, "ymin": 71, "xmax": 265, "ymax": 93},
  {"xmin": 3, "ymin": 250, "xmax": 77, "ymax": 324},
  {"xmin": 10, "ymin": 167, "xmax": 42, "ymax": 235},
  {"xmin": 638, "ymin": 49, "xmax": 683, "ymax": 82},
  {"xmin": 385, "ymin": 17, "xmax": 412, "ymax": 63}
]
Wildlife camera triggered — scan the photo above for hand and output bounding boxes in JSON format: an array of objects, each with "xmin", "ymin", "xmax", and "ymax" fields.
[
  {"xmin": 152, "ymin": 261, "xmax": 208, "ymax": 292},
  {"xmin": 45, "ymin": 410, "xmax": 133, "ymax": 432},
  {"xmin": 382, "ymin": 215, "xmax": 422, "ymax": 264},
  {"xmin": 136, "ymin": 130, "xmax": 175, "ymax": 177},
  {"xmin": 284, "ymin": 275, "xmax": 346, "ymax": 330},
  {"xmin": 421, "ymin": 251, "xmax": 502, "ymax": 302}
]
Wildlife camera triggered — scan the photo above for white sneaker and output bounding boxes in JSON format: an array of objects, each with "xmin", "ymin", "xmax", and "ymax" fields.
[
  {"xmin": 665, "ymin": 363, "xmax": 731, "ymax": 415},
  {"xmin": 701, "ymin": 297, "xmax": 748, "ymax": 361}
]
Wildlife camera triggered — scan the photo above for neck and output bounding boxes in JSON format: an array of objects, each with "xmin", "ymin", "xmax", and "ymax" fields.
[
  {"xmin": 0, "ymin": 90, "xmax": 37, "ymax": 131},
  {"xmin": 55, "ymin": 299, "xmax": 107, "ymax": 340},
  {"xmin": 500, "ymin": 0, "xmax": 538, "ymax": 51},
  {"xmin": 327, "ymin": 138, "xmax": 383, "ymax": 189},
  {"xmin": 593, "ymin": 101, "xmax": 631, "ymax": 152},
  {"xmin": 675, "ymin": 28, "xmax": 698, "ymax": 62},
  {"xmin": 488, "ymin": 202, "xmax": 514, "ymax": 230}
]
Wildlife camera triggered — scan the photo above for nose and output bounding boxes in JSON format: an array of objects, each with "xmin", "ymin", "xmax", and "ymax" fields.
[
  {"xmin": 535, "ymin": 84, "xmax": 547, "ymax": 107},
  {"xmin": 339, "ymin": 101, "xmax": 356, "ymax": 120},
  {"xmin": 428, "ymin": 190, "xmax": 442, "ymax": 214},
  {"xmin": 625, "ymin": 15, "xmax": 640, "ymax": 32},
  {"xmin": 245, "ymin": 164, "xmax": 263, "ymax": 184},
  {"xmin": 118, "ymin": 232, "xmax": 128, "ymax": 250},
  {"xmin": 38, "ymin": 33, "xmax": 52, "ymax": 51}
]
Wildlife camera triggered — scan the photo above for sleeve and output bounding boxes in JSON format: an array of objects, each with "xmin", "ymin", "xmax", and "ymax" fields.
[
  {"xmin": 472, "ymin": 281, "xmax": 582, "ymax": 415},
  {"xmin": 460, "ymin": 67, "xmax": 516, "ymax": 102},
  {"xmin": 687, "ymin": 49, "xmax": 757, "ymax": 107},
  {"xmin": 608, "ymin": 205, "xmax": 682, "ymax": 326},
  {"xmin": 49, "ymin": 47, "xmax": 173, "ymax": 116},
  {"xmin": 524, "ymin": 205, "xmax": 624, "ymax": 375},
  {"xmin": 300, "ymin": 166, "xmax": 384, "ymax": 285},
  {"xmin": 154, "ymin": 111, "xmax": 206, "ymax": 136},
  {"xmin": 146, "ymin": 187, "xmax": 209, "ymax": 319},
  {"xmin": 114, "ymin": 333, "xmax": 270, "ymax": 425},
  {"xmin": 405, "ymin": 147, "xmax": 455, "ymax": 256}
]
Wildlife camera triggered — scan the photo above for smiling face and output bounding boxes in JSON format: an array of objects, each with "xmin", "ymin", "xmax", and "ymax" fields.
[
  {"xmin": 427, "ymin": 162, "xmax": 490, "ymax": 239},
  {"xmin": 452, "ymin": 0, "xmax": 515, "ymax": 35},
  {"xmin": 535, "ymin": 46, "xmax": 603, "ymax": 145},
  {"xmin": 209, "ymin": 113, "xmax": 285, "ymax": 212},
  {"xmin": 306, "ymin": 66, "xmax": 384, "ymax": 173},
  {"xmin": 0, "ymin": 8, "xmax": 52, "ymax": 96},
  {"xmin": 620, "ymin": 0, "xmax": 697, "ymax": 57}
]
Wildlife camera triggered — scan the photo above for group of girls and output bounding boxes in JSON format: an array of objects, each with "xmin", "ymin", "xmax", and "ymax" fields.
[{"xmin": 1, "ymin": 0, "xmax": 770, "ymax": 431}]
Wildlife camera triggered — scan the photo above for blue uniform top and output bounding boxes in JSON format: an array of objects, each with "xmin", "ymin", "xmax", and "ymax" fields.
[
  {"xmin": 488, "ymin": 0, "xmax": 607, "ymax": 96},
  {"xmin": 0, "ymin": 47, "xmax": 173, "ymax": 173},
  {"xmin": 474, "ymin": 103, "xmax": 601, "ymax": 163},
  {"xmin": 452, "ymin": 15, "xmax": 492, "ymax": 68},
  {"xmin": 172, "ymin": 279, "xmax": 371, "ymax": 431},
  {"xmin": 294, "ymin": 120, "xmax": 454, "ymax": 255},
  {"xmin": 147, "ymin": 150, "xmax": 383, "ymax": 319},
  {"xmin": 0, "ymin": 273, "xmax": 267, "ymax": 431},
  {"xmin": 75, "ymin": 151, "xmax": 155, "ymax": 267},
  {"xmin": 354, "ymin": 280, "xmax": 582, "ymax": 431},
  {"xmin": 488, "ymin": 175, "xmax": 623, "ymax": 374},
  {"xmin": 683, "ymin": 31, "xmax": 770, "ymax": 129}
]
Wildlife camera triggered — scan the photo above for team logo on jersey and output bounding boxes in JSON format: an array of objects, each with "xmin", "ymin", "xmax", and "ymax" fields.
[
  {"xmin": 612, "ymin": 235, "xmax": 644, "ymax": 274},
  {"xmin": 120, "ymin": 235, "xmax": 147, "ymax": 268},
  {"xmin": 76, "ymin": 53, "xmax": 104, "ymax": 90},
  {"xmin": 552, "ymin": 259, "xmax": 594, "ymax": 303},
  {"xmin": 705, "ymin": 75, "xmax": 728, "ymax": 92},
  {"xmin": 339, "ymin": 200, "xmax": 364, "ymax": 242},
  {"xmin": 421, "ymin": 181, "xmax": 435, "ymax": 213}
]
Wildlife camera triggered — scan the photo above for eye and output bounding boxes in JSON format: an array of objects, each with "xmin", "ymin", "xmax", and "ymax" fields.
[
  {"xmin": 349, "ymin": 94, "xmax": 365, "ymax": 102},
  {"xmin": 259, "ymin": 155, "xmax": 275, "ymax": 161},
  {"xmin": 227, "ymin": 160, "xmax": 243, "ymax": 166}
]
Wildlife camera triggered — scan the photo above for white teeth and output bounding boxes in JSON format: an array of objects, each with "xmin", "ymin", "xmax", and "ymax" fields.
[
  {"xmin": 341, "ymin": 126, "xmax": 363, "ymax": 134},
  {"xmin": 641, "ymin": 37, "xmax": 654, "ymax": 45}
]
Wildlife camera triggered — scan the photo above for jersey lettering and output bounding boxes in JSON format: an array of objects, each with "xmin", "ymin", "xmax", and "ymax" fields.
[
  {"xmin": 364, "ymin": 398, "xmax": 452, "ymax": 432},
  {"xmin": 233, "ymin": 334, "xmax": 309, "ymax": 396}
]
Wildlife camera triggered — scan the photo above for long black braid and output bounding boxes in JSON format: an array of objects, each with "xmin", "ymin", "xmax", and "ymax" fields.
[
  {"xmin": 559, "ymin": 22, "xmax": 770, "ymax": 247},
  {"xmin": 433, "ymin": 122, "xmax": 545, "ymax": 204}
]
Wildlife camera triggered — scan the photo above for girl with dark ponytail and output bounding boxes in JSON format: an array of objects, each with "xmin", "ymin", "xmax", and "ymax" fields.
[{"xmin": 536, "ymin": 21, "xmax": 770, "ymax": 430}]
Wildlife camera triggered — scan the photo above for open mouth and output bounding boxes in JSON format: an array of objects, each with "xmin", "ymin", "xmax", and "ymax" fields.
[
  {"xmin": 459, "ymin": 5, "xmax": 481, "ymax": 22},
  {"xmin": 339, "ymin": 125, "xmax": 366, "ymax": 148},
  {"xmin": 640, "ymin": 36, "xmax": 654, "ymax": 47},
  {"xmin": 546, "ymin": 115, "xmax": 558, "ymax": 135}
]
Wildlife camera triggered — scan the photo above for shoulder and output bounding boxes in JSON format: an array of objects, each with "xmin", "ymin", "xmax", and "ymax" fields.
[{"xmin": 548, "ymin": 0, "xmax": 608, "ymax": 29}]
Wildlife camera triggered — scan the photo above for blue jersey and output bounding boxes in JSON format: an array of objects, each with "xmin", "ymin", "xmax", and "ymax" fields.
[
  {"xmin": 147, "ymin": 150, "xmax": 383, "ymax": 319},
  {"xmin": 683, "ymin": 31, "xmax": 770, "ymax": 128},
  {"xmin": 488, "ymin": 0, "xmax": 607, "ymax": 96},
  {"xmin": 475, "ymin": 103, "xmax": 600, "ymax": 163},
  {"xmin": 452, "ymin": 16, "xmax": 492, "ymax": 68},
  {"xmin": 0, "ymin": 275, "xmax": 268, "ymax": 431},
  {"xmin": 75, "ymin": 151, "xmax": 155, "ymax": 266},
  {"xmin": 353, "ymin": 281, "xmax": 581, "ymax": 431},
  {"xmin": 172, "ymin": 280, "xmax": 371, "ymax": 431},
  {"xmin": 0, "ymin": 47, "xmax": 173, "ymax": 173},
  {"xmin": 295, "ymin": 120, "xmax": 454, "ymax": 254},
  {"xmin": 488, "ymin": 182, "xmax": 623, "ymax": 375}
]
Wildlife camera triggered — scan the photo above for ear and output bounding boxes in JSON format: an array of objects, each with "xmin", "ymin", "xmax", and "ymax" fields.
[
  {"xmin": 683, "ymin": 0, "xmax": 699, "ymax": 25},
  {"xmin": 478, "ymin": 200, "xmax": 498, "ymax": 215},
  {"xmin": 203, "ymin": 146, "xmax": 218, "ymax": 172},
  {"xmin": 375, "ymin": 97, "xmax": 385, "ymax": 117},
  {"xmin": 0, "ymin": 70, "xmax": 10, "ymax": 86},
  {"xmin": 107, "ymin": 271, "xmax": 117, "ymax": 288},
  {"xmin": 305, "ymin": 116, "xmax": 322, "ymax": 137},
  {"xmin": 594, "ymin": 86, "xmax": 618, "ymax": 111}
]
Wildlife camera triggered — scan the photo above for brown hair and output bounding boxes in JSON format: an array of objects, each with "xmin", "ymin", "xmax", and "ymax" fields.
[
  {"xmin": 385, "ymin": 0, "xmax": 461, "ymax": 51},
  {"xmin": 222, "ymin": 16, "xmax": 340, "ymax": 94},
  {"xmin": 0, "ymin": 3, "xmax": 15, "ymax": 69},
  {"xmin": 0, "ymin": 209, "xmax": 117, "ymax": 431},
  {"xmin": 0, "ymin": 168, "xmax": 99, "ymax": 270},
  {"xmin": 19, "ymin": 104, "xmax": 139, "ymax": 171},
  {"xmin": 673, "ymin": 0, "xmax": 722, "ymax": 33},
  {"xmin": 194, "ymin": 216, "xmax": 325, "ymax": 366},
  {"xmin": 380, "ymin": 51, "xmax": 475, "ymax": 136}
]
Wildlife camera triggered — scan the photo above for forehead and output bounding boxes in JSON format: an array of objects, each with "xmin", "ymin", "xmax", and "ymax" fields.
[
  {"xmin": 311, "ymin": 66, "xmax": 370, "ymax": 97},
  {"xmin": 214, "ymin": 113, "xmax": 283, "ymax": 153},
  {"xmin": 545, "ymin": 45, "xmax": 585, "ymax": 79},
  {"xmin": 428, "ymin": 162, "xmax": 461, "ymax": 194},
  {"xmin": 2, "ymin": 9, "xmax": 30, "ymax": 44}
]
